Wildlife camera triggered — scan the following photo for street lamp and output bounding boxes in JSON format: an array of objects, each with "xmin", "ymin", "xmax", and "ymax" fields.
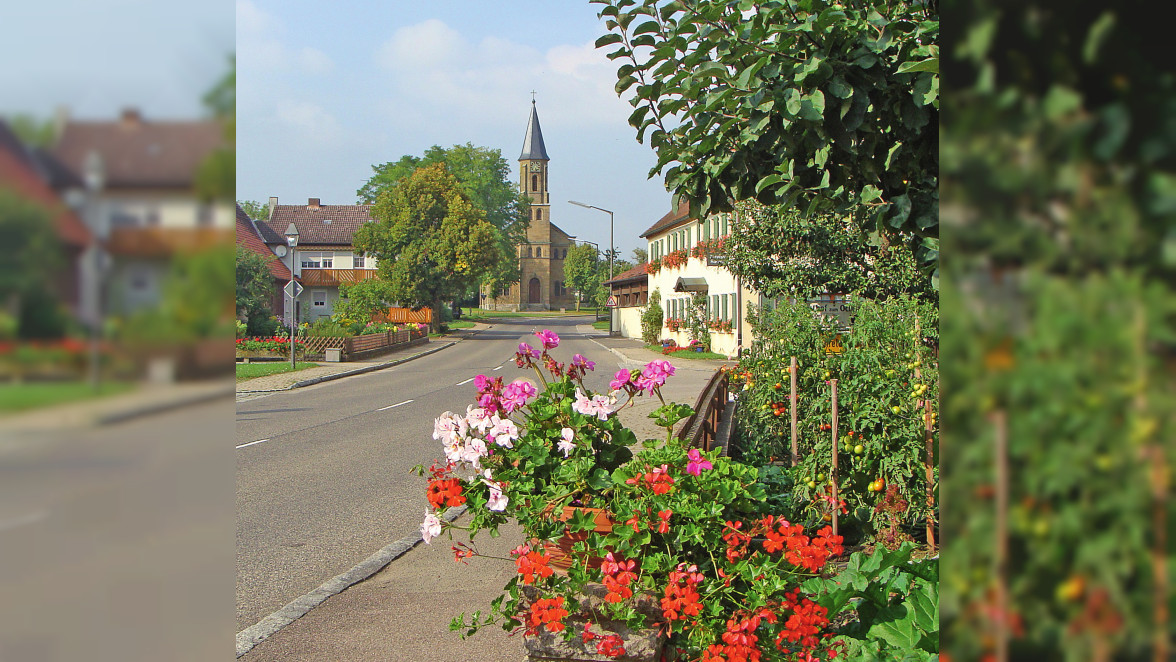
[
  {"xmin": 284, "ymin": 223, "xmax": 299, "ymax": 369},
  {"xmin": 83, "ymin": 150, "xmax": 105, "ymax": 391},
  {"xmin": 569, "ymin": 201, "xmax": 615, "ymax": 336}
]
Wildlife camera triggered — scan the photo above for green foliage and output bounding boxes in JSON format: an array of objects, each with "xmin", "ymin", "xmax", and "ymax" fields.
[
  {"xmin": 0, "ymin": 189, "xmax": 62, "ymax": 305},
  {"xmin": 195, "ymin": 55, "xmax": 235, "ymax": 202},
  {"xmin": 733, "ymin": 295, "xmax": 938, "ymax": 540},
  {"xmin": 686, "ymin": 292, "xmax": 711, "ymax": 347},
  {"xmin": 592, "ymin": 0, "xmax": 939, "ymax": 275},
  {"xmin": 354, "ymin": 163, "xmax": 502, "ymax": 333},
  {"xmin": 235, "ymin": 244, "xmax": 273, "ymax": 323},
  {"xmin": 333, "ymin": 279, "xmax": 395, "ymax": 325},
  {"xmin": 727, "ymin": 201, "xmax": 934, "ymax": 303},
  {"xmin": 237, "ymin": 200, "xmax": 269, "ymax": 220},
  {"xmin": 357, "ymin": 143, "xmax": 530, "ymax": 296},
  {"xmin": 563, "ymin": 243, "xmax": 600, "ymax": 307},
  {"xmin": 304, "ymin": 317, "xmax": 355, "ymax": 338},
  {"xmin": 640, "ymin": 289, "xmax": 664, "ymax": 344},
  {"xmin": 123, "ymin": 243, "xmax": 236, "ymax": 345},
  {"xmin": 2, "ymin": 114, "xmax": 57, "ymax": 147},
  {"xmin": 804, "ymin": 543, "xmax": 939, "ymax": 660}
]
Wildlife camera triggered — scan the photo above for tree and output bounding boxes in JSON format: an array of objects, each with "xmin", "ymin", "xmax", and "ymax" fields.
[
  {"xmin": 3, "ymin": 114, "xmax": 57, "ymax": 148},
  {"xmin": 592, "ymin": 0, "xmax": 938, "ymax": 275},
  {"xmin": 333, "ymin": 279, "xmax": 396, "ymax": 325},
  {"xmin": 726, "ymin": 201, "xmax": 933, "ymax": 302},
  {"xmin": 357, "ymin": 143, "xmax": 531, "ymax": 297},
  {"xmin": 236, "ymin": 245, "xmax": 272, "ymax": 330},
  {"xmin": 0, "ymin": 189, "xmax": 62, "ymax": 335},
  {"xmin": 632, "ymin": 247, "xmax": 648, "ymax": 264},
  {"xmin": 563, "ymin": 243, "xmax": 601, "ymax": 309},
  {"xmin": 237, "ymin": 200, "xmax": 269, "ymax": 220},
  {"xmin": 196, "ymin": 54, "xmax": 235, "ymax": 202},
  {"xmin": 353, "ymin": 163, "xmax": 500, "ymax": 333},
  {"xmin": 641, "ymin": 289, "xmax": 664, "ymax": 344}
]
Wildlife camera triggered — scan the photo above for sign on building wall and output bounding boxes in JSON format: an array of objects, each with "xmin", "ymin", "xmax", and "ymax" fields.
[{"xmin": 807, "ymin": 293, "xmax": 854, "ymax": 330}]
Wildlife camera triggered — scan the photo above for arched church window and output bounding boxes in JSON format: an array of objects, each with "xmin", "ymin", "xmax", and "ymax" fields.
[{"xmin": 532, "ymin": 174, "xmax": 538, "ymax": 191}]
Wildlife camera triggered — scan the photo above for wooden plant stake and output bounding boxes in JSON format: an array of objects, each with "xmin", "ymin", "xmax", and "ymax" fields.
[
  {"xmin": 914, "ymin": 315, "xmax": 937, "ymax": 552},
  {"xmin": 790, "ymin": 356, "xmax": 798, "ymax": 466},
  {"xmin": 993, "ymin": 409, "xmax": 1009, "ymax": 662},
  {"xmin": 830, "ymin": 379, "xmax": 839, "ymax": 539}
]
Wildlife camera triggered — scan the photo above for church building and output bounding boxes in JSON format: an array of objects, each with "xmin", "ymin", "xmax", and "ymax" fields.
[{"xmin": 484, "ymin": 101, "xmax": 577, "ymax": 311}]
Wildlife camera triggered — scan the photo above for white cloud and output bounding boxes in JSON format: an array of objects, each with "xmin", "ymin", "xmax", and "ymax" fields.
[
  {"xmin": 276, "ymin": 102, "xmax": 343, "ymax": 144},
  {"xmin": 298, "ymin": 48, "xmax": 333, "ymax": 75},
  {"xmin": 376, "ymin": 18, "xmax": 465, "ymax": 70}
]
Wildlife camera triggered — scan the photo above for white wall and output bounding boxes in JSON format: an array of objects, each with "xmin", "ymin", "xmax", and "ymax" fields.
[{"xmin": 612, "ymin": 306, "xmax": 645, "ymax": 341}]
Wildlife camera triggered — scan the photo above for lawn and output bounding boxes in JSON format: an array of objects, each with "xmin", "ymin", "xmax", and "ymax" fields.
[
  {"xmin": 460, "ymin": 307, "xmax": 599, "ymax": 319},
  {"xmin": 447, "ymin": 320, "xmax": 476, "ymax": 329},
  {"xmin": 644, "ymin": 345, "xmax": 730, "ymax": 360},
  {"xmin": 236, "ymin": 361, "xmax": 319, "ymax": 382},
  {"xmin": 592, "ymin": 320, "xmax": 611, "ymax": 330},
  {"xmin": 0, "ymin": 381, "xmax": 136, "ymax": 415}
]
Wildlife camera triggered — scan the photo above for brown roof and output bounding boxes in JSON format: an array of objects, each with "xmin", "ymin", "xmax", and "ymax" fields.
[
  {"xmin": 236, "ymin": 204, "xmax": 292, "ymax": 281},
  {"xmin": 50, "ymin": 109, "xmax": 225, "ymax": 189},
  {"xmin": 640, "ymin": 198, "xmax": 693, "ymax": 238},
  {"xmin": 106, "ymin": 226, "xmax": 232, "ymax": 257},
  {"xmin": 604, "ymin": 262, "xmax": 650, "ymax": 286},
  {"xmin": 259, "ymin": 199, "xmax": 374, "ymax": 246},
  {"xmin": 0, "ymin": 121, "xmax": 91, "ymax": 247}
]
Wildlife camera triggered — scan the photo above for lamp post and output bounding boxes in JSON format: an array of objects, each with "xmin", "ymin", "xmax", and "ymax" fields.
[
  {"xmin": 284, "ymin": 223, "xmax": 299, "ymax": 369},
  {"xmin": 83, "ymin": 150, "xmax": 105, "ymax": 391},
  {"xmin": 569, "ymin": 202, "xmax": 614, "ymax": 336}
]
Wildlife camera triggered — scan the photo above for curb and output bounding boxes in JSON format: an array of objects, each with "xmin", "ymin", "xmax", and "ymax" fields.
[
  {"xmin": 235, "ymin": 505, "xmax": 468, "ymax": 658},
  {"xmin": 96, "ymin": 382, "xmax": 237, "ymax": 426}
]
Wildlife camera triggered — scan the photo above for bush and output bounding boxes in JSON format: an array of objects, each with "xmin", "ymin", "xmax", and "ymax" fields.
[
  {"xmin": 640, "ymin": 289, "xmax": 663, "ymax": 345},
  {"xmin": 247, "ymin": 315, "xmax": 280, "ymax": 338},
  {"xmin": 304, "ymin": 318, "xmax": 354, "ymax": 337}
]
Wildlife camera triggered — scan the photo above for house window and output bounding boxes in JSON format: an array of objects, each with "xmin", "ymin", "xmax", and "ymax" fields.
[
  {"xmin": 300, "ymin": 252, "xmax": 321, "ymax": 269},
  {"xmin": 321, "ymin": 252, "xmax": 333, "ymax": 268},
  {"xmin": 145, "ymin": 207, "xmax": 160, "ymax": 227},
  {"xmin": 354, "ymin": 253, "xmax": 365, "ymax": 269},
  {"xmin": 312, "ymin": 290, "xmax": 327, "ymax": 307},
  {"xmin": 130, "ymin": 267, "xmax": 151, "ymax": 292},
  {"xmin": 197, "ymin": 204, "xmax": 214, "ymax": 227}
]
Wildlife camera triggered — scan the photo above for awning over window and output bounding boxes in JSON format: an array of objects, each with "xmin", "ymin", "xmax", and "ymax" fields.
[{"xmin": 673, "ymin": 277, "xmax": 708, "ymax": 293}]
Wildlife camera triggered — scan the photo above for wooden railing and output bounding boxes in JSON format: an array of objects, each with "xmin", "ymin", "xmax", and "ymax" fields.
[
  {"xmin": 373, "ymin": 307, "xmax": 433, "ymax": 324},
  {"xmin": 677, "ymin": 368, "xmax": 730, "ymax": 452},
  {"xmin": 298, "ymin": 269, "xmax": 381, "ymax": 287}
]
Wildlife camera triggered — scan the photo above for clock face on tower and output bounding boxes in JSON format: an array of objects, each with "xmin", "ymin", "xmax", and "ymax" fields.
[{"xmin": 529, "ymin": 162, "xmax": 543, "ymax": 172}]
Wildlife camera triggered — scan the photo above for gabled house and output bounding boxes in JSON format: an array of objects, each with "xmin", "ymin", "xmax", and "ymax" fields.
[
  {"xmin": 255, "ymin": 197, "xmax": 380, "ymax": 323},
  {"xmin": 46, "ymin": 108, "xmax": 234, "ymax": 316},
  {"xmin": 0, "ymin": 119, "xmax": 92, "ymax": 318}
]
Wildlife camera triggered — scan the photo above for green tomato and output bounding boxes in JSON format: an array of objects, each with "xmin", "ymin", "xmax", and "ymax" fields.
[
  {"xmin": 891, "ymin": 406, "xmax": 901, "ymax": 414},
  {"xmin": 816, "ymin": 473, "xmax": 825, "ymax": 481},
  {"xmin": 806, "ymin": 480, "xmax": 817, "ymax": 489},
  {"xmin": 853, "ymin": 444, "xmax": 864, "ymax": 455}
]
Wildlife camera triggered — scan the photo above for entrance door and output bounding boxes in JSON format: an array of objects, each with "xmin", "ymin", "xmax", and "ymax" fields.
[{"xmin": 528, "ymin": 278, "xmax": 541, "ymax": 304}]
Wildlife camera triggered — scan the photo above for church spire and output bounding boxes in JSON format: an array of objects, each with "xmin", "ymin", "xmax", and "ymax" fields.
[{"xmin": 519, "ymin": 99, "xmax": 550, "ymax": 161}]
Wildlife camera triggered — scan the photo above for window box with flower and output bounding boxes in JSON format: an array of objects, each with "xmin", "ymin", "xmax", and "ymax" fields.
[{"xmin": 417, "ymin": 330, "xmax": 857, "ymax": 662}]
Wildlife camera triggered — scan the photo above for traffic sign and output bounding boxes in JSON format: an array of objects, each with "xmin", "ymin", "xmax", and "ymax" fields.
[
  {"xmin": 605, "ymin": 295, "xmax": 618, "ymax": 308},
  {"xmin": 284, "ymin": 281, "xmax": 304, "ymax": 299}
]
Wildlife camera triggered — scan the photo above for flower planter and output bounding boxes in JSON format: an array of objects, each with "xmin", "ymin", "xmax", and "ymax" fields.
[
  {"xmin": 521, "ymin": 583, "xmax": 666, "ymax": 662},
  {"xmin": 542, "ymin": 506, "xmax": 614, "ymax": 572}
]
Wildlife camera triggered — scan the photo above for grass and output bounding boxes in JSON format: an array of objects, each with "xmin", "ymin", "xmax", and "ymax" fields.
[
  {"xmin": 447, "ymin": 320, "xmax": 476, "ymax": 329},
  {"xmin": 0, "ymin": 381, "xmax": 136, "ymax": 415},
  {"xmin": 592, "ymin": 320, "xmax": 611, "ymax": 330},
  {"xmin": 236, "ymin": 361, "xmax": 319, "ymax": 382},
  {"xmin": 644, "ymin": 345, "xmax": 730, "ymax": 360}
]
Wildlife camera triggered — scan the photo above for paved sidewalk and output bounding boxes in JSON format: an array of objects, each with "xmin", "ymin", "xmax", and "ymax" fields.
[
  {"xmin": 237, "ymin": 334, "xmax": 735, "ymax": 661},
  {"xmin": 0, "ymin": 377, "xmax": 236, "ymax": 435},
  {"xmin": 235, "ymin": 325, "xmax": 489, "ymax": 401}
]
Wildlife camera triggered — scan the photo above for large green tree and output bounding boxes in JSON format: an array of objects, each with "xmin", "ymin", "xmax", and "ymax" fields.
[
  {"xmin": 563, "ymin": 243, "xmax": 601, "ymax": 309},
  {"xmin": 235, "ymin": 245, "xmax": 272, "ymax": 329},
  {"xmin": 333, "ymin": 279, "xmax": 396, "ymax": 325},
  {"xmin": 353, "ymin": 163, "xmax": 501, "ymax": 332},
  {"xmin": 357, "ymin": 143, "xmax": 530, "ymax": 297},
  {"xmin": 0, "ymin": 189, "xmax": 62, "ymax": 335},
  {"xmin": 237, "ymin": 200, "xmax": 268, "ymax": 220},
  {"xmin": 592, "ymin": 0, "xmax": 939, "ymax": 275},
  {"xmin": 196, "ymin": 55, "xmax": 235, "ymax": 202}
]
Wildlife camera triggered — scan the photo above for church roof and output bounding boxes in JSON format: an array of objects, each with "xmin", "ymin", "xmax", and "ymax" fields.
[{"xmin": 518, "ymin": 101, "xmax": 550, "ymax": 161}]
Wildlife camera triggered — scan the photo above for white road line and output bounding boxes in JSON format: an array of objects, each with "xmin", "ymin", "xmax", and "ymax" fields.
[
  {"xmin": 236, "ymin": 439, "xmax": 270, "ymax": 449},
  {"xmin": 493, "ymin": 365, "xmax": 503, "ymax": 371},
  {"xmin": 378, "ymin": 400, "xmax": 413, "ymax": 411},
  {"xmin": 0, "ymin": 510, "xmax": 48, "ymax": 533},
  {"xmin": 456, "ymin": 377, "xmax": 474, "ymax": 386}
]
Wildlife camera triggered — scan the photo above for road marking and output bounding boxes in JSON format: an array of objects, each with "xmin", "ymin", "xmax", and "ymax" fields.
[
  {"xmin": 378, "ymin": 400, "xmax": 413, "ymax": 411},
  {"xmin": 493, "ymin": 365, "xmax": 503, "ymax": 371},
  {"xmin": 0, "ymin": 510, "xmax": 48, "ymax": 533},
  {"xmin": 236, "ymin": 439, "xmax": 270, "ymax": 449},
  {"xmin": 456, "ymin": 377, "xmax": 474, "ymax": 386}
]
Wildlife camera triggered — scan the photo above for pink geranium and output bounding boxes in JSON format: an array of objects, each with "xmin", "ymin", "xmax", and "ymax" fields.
[
  {"xmin": 535, "ymin": 329, "xmax": 560, "ymax": 350},
  {"xmin": 686, "ymin": 449, "xmax": 713, "ymax": 476},
  {"xmin": 502, "ymin": 379, "xmax": 538, "ymax": 413}
]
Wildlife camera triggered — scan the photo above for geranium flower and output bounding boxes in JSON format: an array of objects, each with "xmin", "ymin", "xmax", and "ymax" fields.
[
  {"xmin": 487, "ymin": 485, "xmax": 508, "ymax": 511},
  {"xmin": 535, "ymin": 329, "xmax": 560, "ymax": 350},
  {"xmin": 557, "ymin": 427, "xmax": 576, "ymax": 457},
  {"xmin": 487, "ymin": 416, "xmax": 520, "ymax": 448},
  {"xmin": 517, "ymin": 342, "xmax": 540, "ymax": 358},
  {"xmin": 610, "ymin": 368, "xmax": 633, "ymax": 391},
  {"xmin": 686, "ymin": 448, "xmax": 713, "ymax": 476},
  {"xmin": 421, "ymin": 512, "xmax": 442, "ymax": 544},
  {"xmin": 502, "ymin": 379, "xmax": 537, "ymax": 413},
  {"xmin": 465, "ymin": 405, "xmax": 493, "ymax": 433},
  {"xmin": 572, "ymin": 389, "xmax": 614, "ymax": 421},
  {"xmin": 571, "ymin": 353, "xmax": 595, "ymax": 371}
]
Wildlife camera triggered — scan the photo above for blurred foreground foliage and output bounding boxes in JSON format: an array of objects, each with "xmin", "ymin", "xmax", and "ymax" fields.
[{"xmin": 942, "ymin": 1, "xmax": 1174, "ymax": 659}]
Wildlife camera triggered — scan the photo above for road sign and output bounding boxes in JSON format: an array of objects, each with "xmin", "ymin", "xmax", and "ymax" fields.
[
  {"xmin": 605, "ymin": 295, "xmax": 618, "ymax": 308},
  {"xmin": 284, "ymin": 281, "xmax": 303, "ymax": 299}
]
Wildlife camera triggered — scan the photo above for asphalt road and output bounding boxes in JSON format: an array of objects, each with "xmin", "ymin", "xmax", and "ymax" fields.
[
  {"xmin": 0, "ymin": 399, "xmax": 235, "ymax": 662},
  {"xmin": 234, "ymin": 316, "xmax": 622, "ymax": 632}
]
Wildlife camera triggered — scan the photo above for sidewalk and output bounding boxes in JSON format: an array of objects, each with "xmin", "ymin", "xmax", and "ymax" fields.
[
  {"xmin": 235, "ymin": 325, "xmax": 489, "ymax": 401},
  {"xmin": 237, "ymin": 335, "xmax": 734, "ymax": 661}
]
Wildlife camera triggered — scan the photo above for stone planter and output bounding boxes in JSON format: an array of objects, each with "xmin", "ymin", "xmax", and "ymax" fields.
[
  {"xmin": 521, "ymin": 583, "xmax": 667, "ymax": 662},
  {"xmin": 542, "ymin": 506, "xmax": 614, "ymax": 572}
]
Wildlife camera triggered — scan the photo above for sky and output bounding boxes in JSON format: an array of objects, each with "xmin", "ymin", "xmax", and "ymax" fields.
[
  {"xmin": 0, "ymin": 2, "xmax": 234, "ymax": 120},
  {"xmin": 236, "ymin": 0, "xmax": 674, "ymax": 259}
]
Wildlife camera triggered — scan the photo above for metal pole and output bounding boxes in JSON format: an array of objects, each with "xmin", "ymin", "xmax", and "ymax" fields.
[
  {"xmin": 290, "ymin": 281, "xmax": 295, "ymax": 370},
  {"xmin": 831, "ymin": 379, "xmax": 839, "ymax": 538},
  {"xmin": 89, "ymin": 248, "xmax": 101, "ymax": 391},
  {"xmin": 608, "ymin": 212, "xmax": 614, "ymax": 337}
]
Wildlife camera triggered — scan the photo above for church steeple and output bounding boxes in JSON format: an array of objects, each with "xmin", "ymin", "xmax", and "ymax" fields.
[{"xmin": 519, "ymin": 100, "xmax": 549, "ymax": 161}]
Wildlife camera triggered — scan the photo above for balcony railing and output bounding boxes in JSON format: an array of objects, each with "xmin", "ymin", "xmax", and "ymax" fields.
[{"xmin": 298, "ymin": 269, "xmax": 380, "ymax": 287}]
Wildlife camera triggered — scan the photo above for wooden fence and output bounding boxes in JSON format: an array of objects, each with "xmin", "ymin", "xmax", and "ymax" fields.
[
  {"xmin": 374, "ymin": 307, "xmax": 433, "ymax": 324},
  {"xmin": 294, "ymin": 327, "xmax": 428, "ymax": 360},
  {"xmin": 677, "ymin": 368, "xmax": 731, "ymax": 452}
]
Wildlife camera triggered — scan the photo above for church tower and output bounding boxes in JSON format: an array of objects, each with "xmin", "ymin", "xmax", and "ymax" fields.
[{"xmin": 485, "ymin": 100, "xmax": 575, "ymax": 311}]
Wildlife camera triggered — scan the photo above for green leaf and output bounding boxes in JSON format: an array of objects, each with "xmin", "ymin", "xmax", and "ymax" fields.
[
  {"xmin": 633, "ymin": 20, "xmax": 661, "ymax": 36},
  {"xmin": 860, "ymin": 185, "xmax": 883, "ymax": 204},
  {"xmin": 828, "ymin": 76, "xmax": 852, "ymax": 99},
  {"xmin": 799, "ymin": 90, "xmax": 825, "ymax": 121},
  {"xmin": 756, "ymin": 174, "xmax": 785, "ymax": 194},
  {"xmin": 595, "ymin": 33, "xmax": 623, "ymax": 48},
  {"xmin": 616, "ymin": 75, "xmax": 638, "ymax": 94},
  {"xmin": 896, "ymin": 57, "xmax": 939, "ymax": 74}
]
